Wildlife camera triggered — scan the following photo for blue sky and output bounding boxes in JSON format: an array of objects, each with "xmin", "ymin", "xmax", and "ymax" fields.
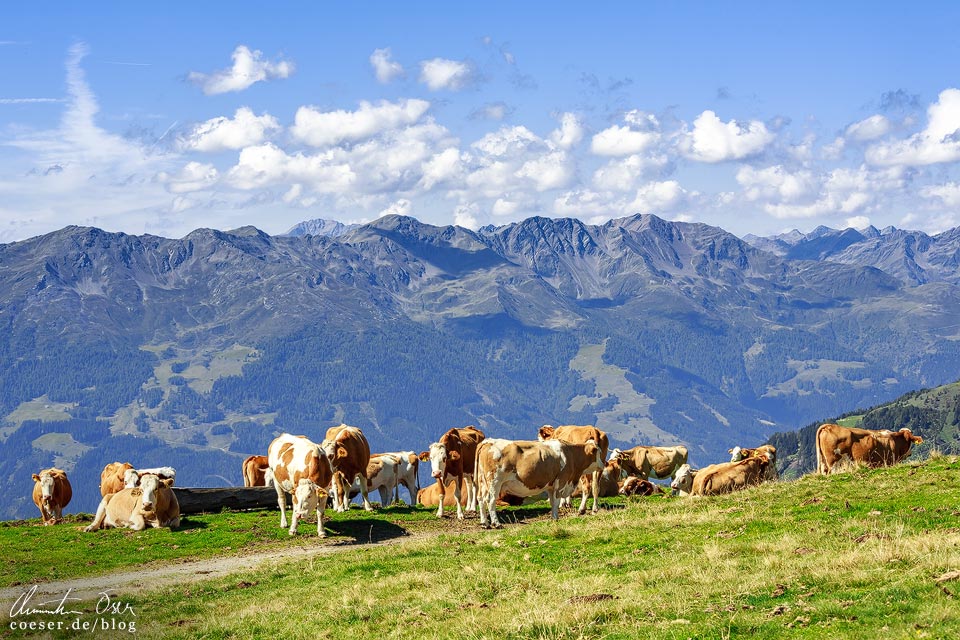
[{"xmin": 2, "ymin": 2, "xmax": 960, "ymax": 242}]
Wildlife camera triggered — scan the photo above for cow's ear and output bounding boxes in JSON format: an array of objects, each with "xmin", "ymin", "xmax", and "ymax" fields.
[
  {"xmin": 615, "ymin": 450, "xmax": 628, "ymax": 460},
  {"xmin": 449, "ymin": 451, "xmax": 461, "ymax": 461},
  {"xmin": 336, "ymin": 446, "xmax": 348, "ymax": 459},
  {"xmin": 419, "ymin": 451, "xmax": 430, "ymax": 461},
  {"xmin": 161, "ymin": 478, "xmax": 175, "ymax": 488},
  {"xmin": 32, "ymin": 474, "xmax": 40, "ymax": 482}
]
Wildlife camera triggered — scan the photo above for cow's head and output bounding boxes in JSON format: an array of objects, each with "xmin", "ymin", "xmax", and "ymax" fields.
[
  {"xmin": 619, "ymin": 476, "xmax": 645, "ymax": 496},
  {"xmin": 320, "ymin": 440, "xmax": 348, "ymax": 468},
  {"xmin": 425, "ymin": 442, "xmax": 458, "ymax": 479},
  {"xmin": 612, "ymin": 448, "xmax": 628, "ymax": 462},
  {"xmin": 583, "ymin": 440, "xmax": 602, "ymax": 469},
  {"xmin": 537, "ymin": 425, "xmax": 555, "ymax": 441},
  {"xmin": 728, "ymin": 446, "xmax": 745, "ymax": 462},
  {"xmin": 900, "ymin": 428, "xmax": 924, "ymax": 445},
  {"xmin": 136, "ymin": 474, "xmax": 170, "ymax": 514},
  {"xmin": 670, "ymin": 464, "xmax": 695, "ymax": 495},
  {"xmin": 32, "ymin": 471, "xmax": 55, "ymax": 506},
  {"xmin": 293, "ymin": 478, "xmax": 327, "ymax": 518},
  {"xmin": 123, "ymin": 468, "xmax": 140, "ymax": 489}
]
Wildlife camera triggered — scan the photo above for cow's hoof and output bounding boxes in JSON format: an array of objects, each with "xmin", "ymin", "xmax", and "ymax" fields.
[{"xmin": 83, "ymin": 525, "xmax": 95, "ymax": 533}]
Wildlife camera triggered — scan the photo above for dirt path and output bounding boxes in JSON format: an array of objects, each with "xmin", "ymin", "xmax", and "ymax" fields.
[{"xmin": 1, "ymin": 531, "xmax": 440, "ymax": 603}]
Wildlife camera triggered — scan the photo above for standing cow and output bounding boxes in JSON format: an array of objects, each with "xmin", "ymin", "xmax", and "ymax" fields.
[
  {"xmin": 321, "ymin": 425, "xmax": 374, "ymax": 513},
  {"xmin": 538, "ymin": 424, "xmax": 609, "ymax": 514},
  {"xmin": 348, "ymin": 454, "xmax": 400, "ymax": 506},
  {"xmin": 268, "ymin": 433, "xmax": 332, "ymax": 536},
  {"xmin": 377, "ymin": 451, "xmax": 420, "ymax": 505},
  {"xmin": 420, "ymin": 426, "xmax": 485, "ymax": 519},
  {"xmin": 613, "ymin": 445, "xmax": 688, "ymax": 481},
  {"xmin": 242, "ymin": 455, "xmax": 273, "ymax": 487},
  {"xmin": 84, "ymin": 473, "xmax": 179, "ymax": 531},
  {"xmin": 32, "ymin": 468, "xmax": 72, "ymax": 525},
  {"xmin": 816, "ymin": 424, "xmax": 923, "ymax": 474},
  {"xmin": 99, "ymin": 462, "xmax": 134, "ymax": 496}
]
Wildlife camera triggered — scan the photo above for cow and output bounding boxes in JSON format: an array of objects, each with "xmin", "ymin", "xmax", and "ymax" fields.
[
  {"xmin": 816, "ymin": 424, "xmax": 923, "ymax": 474},
  {"xmin": 619, "ymin": 476, "xmax": 665, "ymax": 497},
  {"xmin": 613, "ymin": 445, "xmax": 689, "ymax": 481},
  {"xmin": 690, "ymin": 455, "xmax": 770, "ymax": 496},
  {"xmin": 419, "ymin": 426, "xmax": 485, "ymax": 519},
  {"xmin": 267, "ymin": 433, "xmax": 332, "ymax": 537},
  {"xmin": 670, "ymin": 464, "xmax": 697, "ymax": 496},
  {"xmin": 377, "ymin": 451, "xmax": 420, "ymax": 505},
  {"xmin": 320, "ymin": 424, "xmax": 374, "ymax": 512},
  {"xmin": 84, "ymin": 473, "xmax": 180, "ymax": 531},
  {"xmin": 99, "ymin": 462, "xmax": 134, "ymax": 497},
  {"xmin": 729, "ymin": 445, "xmax": 779, "ymax": 481},
  {"xmin": 572, "ymin": 458, "xmax": 625, "ymax": 499},
  {"xmin": 418, "ymin": 476, "xmax": 526, "ymax": 507},
  {"xmin": 242, "ymin": 455, "xmax": 274, "ymax": 487},
  {"xmin": 124, "ymin": 466, "xmax": 177, "ymax": 489},
  {"xmin": 475, "ymin": 438, "xmax": 603, "ymax": 528},
  {"xmin": 538, "ymin": 424, "xmax": 610, "ymax": 514},
  {"xmin": 31, "ymin": 468, "xmax": 72, "ymax": 525},
  {"xmin": 348, "ymin": 454, "xmax": 400, "ymax": 506}
]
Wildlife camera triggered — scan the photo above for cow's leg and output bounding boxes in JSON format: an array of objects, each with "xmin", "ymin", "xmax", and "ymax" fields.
[
  {"xmin": 84, "ymin": 496, "xmax": 110, "ymax": 532},
  {"xmin": 577, "ymin": 475, "xmax": 590, "ymax": 515},
  {"xmin": 436, "ymin": 479, "xmax": 445, "ymax": 518},
  {"xmin": 316, "ymin": 492, "xmax": 327, "ymax": 538},
  {"xmin": 378, "ymin": 485, "xmax": 390, "ymax": 506},
  {"xmin": 274, "ymin": 482, "xmax": 288, "ymax": 529},
  {"xmin": 591, "ymin": 469, "xmax": 601, "ymax": 514},
  {"xmin": 547, "ymin": 487, "xmax": 559, "ymax": 520},
  {"xmin": 464, "ymin": 473, "xmax": 476, "ymax": 513},
  {"xmin": 358, "ymin": 474, "xmax": 374, "ymax": 511},
  {"xmin": 476, "ymin": 475, "xmax": 489, "ymax": 527},
  {"xmin": 129, "ymin": 513, "xmax": 146, "ymax": 531},
  {"xmin": 486, "ymin": 478, "xmax": 502, "ymax": 529},
  {"xmin": 453, "ymin": 474, "xmax": 465, "ymax": 520}
]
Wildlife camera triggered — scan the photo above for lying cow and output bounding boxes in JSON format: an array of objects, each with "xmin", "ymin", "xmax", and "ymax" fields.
[
  {"xmin": 321, "ymin": 424, "xmax": 374, "ymax": 512},
  {"xmin": 420, "ymin": 426, "xmax": 485, "ymax": 519},
  {"xmin": 417, "ymin": 476, "xmax": 525, "ymax": 507},
  {"xmin": 475, "ymin": 438, "xmax": 602, "ymax": 528},
  {"xmin": 816, "ymin": 424, "xmax": 923, "ymax": 474},
  {"xmin": 538, "ymin": 424, "xmax": 609, "ymax": 514},
  {"xmin": 124, "ymin": 466, "xmax": 176, "ymax": 489},
  {"xmin": 613, "ymin": 445, "xmax": 688, "ymax": 481},
  {"xmin": 729, "ymin": 445, "xmax": 778, "ymax": 481},
  {"xmin": 690, "ymin": 455, "xmax": 770, "ymax": 496},
  {"xmin": 242, "ymin": 455, "xmax": 274, "ymax": 487},
  {"xmin": 670, "ymin": 464, "xmax": 697, "ymax": 496},
  {"xmin": 268, "ymin": 433, "xmax": 331, "ymax": 537},
  {"xmin": 99, "ymin": 462, "xmax": 133, "ymax": 496},
  {"xmin": 619, "ymin": 476, "xmax": 665, "ymax": 497},
  {"xmin": 85, "ymin": 473, "xmax": 180, "ymax": 531},
  {"xmin": 32, "ymin": 468, "xmax": 72, "ymax": 525}
]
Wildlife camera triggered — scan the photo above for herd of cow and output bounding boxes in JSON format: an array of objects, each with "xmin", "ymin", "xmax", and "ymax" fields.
[{"xmin": 28, "ymin": 422, "xmax": 924, "ymax": 535}]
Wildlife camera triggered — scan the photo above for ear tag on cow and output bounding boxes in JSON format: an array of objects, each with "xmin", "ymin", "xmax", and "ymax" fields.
[{"xmin": 131, "ymin": 488, "xmax": 142, "ymax": 496}]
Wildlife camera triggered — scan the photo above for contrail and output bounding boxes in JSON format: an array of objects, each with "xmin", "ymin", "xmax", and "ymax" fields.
[
  {"xmin": 102, "ymin": 61, "xmax": 152, "ymax": 66},
  {"xmin": 0, "ymin": 97, "xmax": 64, "ymax": 104},
  {"xmin": 148, "ymin": 120, "xmax": 179, "ymax": 152}
]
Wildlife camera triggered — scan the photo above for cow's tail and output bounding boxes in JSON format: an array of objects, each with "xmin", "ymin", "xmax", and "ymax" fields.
[{"xmin": 814, "ymin": 425, "xmax": 826, "ymax": 475}]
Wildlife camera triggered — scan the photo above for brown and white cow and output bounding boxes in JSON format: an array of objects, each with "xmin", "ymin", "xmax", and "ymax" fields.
[
  {"xmin": 419, "ymin": 425, "xmax": 485, "ymax": 519},
  {"xmin": 84, "ymin": 473, "xmax": 180, "ymax": 531},
  {"xmin": 377, "ymin": 451, "xmax": 420, "ymax": 505},
  {"xmin": 242, "ymin": 455, "xmax": 273, "ymax": 487},
  {"xmin": 320, "ymin": 424, "xmax": 374, "ymax": 512},
  {"xmin": 729, "ymin": 444, "xmax": 779, "ymax": 481},
  {"xmin": 670, "ymin": 464, "xmax": 697, "ymax": 496},
  {"xmin": 268, "ymin": 433, "xmax": 332, "ymax": 536},
  {"xmin": 816, "ymin": 424, "xmax": 923, "ymax": 474},
  {"xmin": 475, "ymin": 438, "xmax": 603, "ymax": 528},
  {"xmin": 124, "ymin": 466, "xmax": 177, "ymax": 489},
  {"xmin": 619, "ymin": 476, "xmax": 665, "ymax": 497},
  {"xmin": 99, "ymin": 462, "xmax": 134, "ymax": 496},
  {"xmin": 538, "ymin": 424, "xmax": 610, "ymax": 514},
  {"xmin": 613, "ymin": 445, "xmax": 689, "ymax": 481},
  {"xmin": 348, "ymin": 453, "xmax": 400, "ymax": 506},
  {"xmin": 690, "ymin": 455, "xmax": 770, "ymax": 496},
  {"xmin": 418, "ymin": 476, "xmax": 525, "ymax": 507},
  {"xmin": 32, "ymin": 468, "xmax": 72, "ymax": 525},
  {"xmin": 572, "ymin": 458, "xmax": 624, "ymax": 499}
]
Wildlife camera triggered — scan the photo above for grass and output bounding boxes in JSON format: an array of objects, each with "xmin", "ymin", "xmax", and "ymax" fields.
[{"xmin": 4, "ymin": 458, "xmax": 960, "ymax": 639}]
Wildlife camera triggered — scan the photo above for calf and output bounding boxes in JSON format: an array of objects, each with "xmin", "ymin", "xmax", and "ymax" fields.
[
  {"xmin": 85, "ymin": 473, "xmax": 179, "ymax": 531},
  {"xmin": 690, "ymin": 455, "xmax": 770, "ymax": 496},
  {"xmin": 475, "ymin": 438, "xmax": 602, "ymax": 528},
  {"xmin": 670, "ymin": 464, "xmax": 697, "ymax": 496},
  {"xmin": 538, "ymin": 424, "xmax": 610, "ymax": 514},
  {"xmin": 242, "ymin": 455, "xmax": 274, "ymax": 487},
  {"xmin": 349, "ymin": 454, "xmax": 400, "ymax": 506},
  {"xmin": 377, "ymin": 451, "xmax": 419, "ymax": 505},
  {"xmin": 420, "ymin": 426, "xmax": 485, "ymax": 519},
  {"xmin": 268, "ymin": 433, "xmax": 332, "ymax": 537},
  {"xmin": 99, "ymin": 462, "xmax": 133, "ymax": 497},
  {"xmin": 320, "ymin": 424, "xmax": 374, "ymax": 512},
  {"xmin": 619, "ymin": 476, "xmax": 664, "ymax": 497},
  {"xmin": 729, "ymin": 444, "xmax": 779, "ymax": 481},
  {"xmin": 32, "ymin": 468, "xmax": 72, "ymax": 525},
  {"xmin": 613, "ymin": 445, "xmax": 688, "ymax": 480}
]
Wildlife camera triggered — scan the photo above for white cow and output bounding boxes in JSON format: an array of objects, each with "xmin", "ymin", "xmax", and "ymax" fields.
[
  {"xmin": 123, "ymin": 466, "xmax": 177, "ymax": 489},
  {"xmin": 267, "ymin": 434, "xmax": 332, "ymax": 536},
  {"xmin": 375, "ymin": 451, "xmax": 420, "ymax": 505}
]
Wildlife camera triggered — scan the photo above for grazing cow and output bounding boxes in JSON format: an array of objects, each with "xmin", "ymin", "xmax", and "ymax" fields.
[
  {"xmin": 377, "ymin": 451, "xmax": 420, "ymax": 505},
  {"xmin": 349, "ymin": 454, "xmax": 400, "ymax": 506},
  {"xmin": 475, "ymin": 438, "xmax": 603, "ymax": 528},
  {"xmin": 538, "ymin": 424, "xmax": 610, "ymax": 514},
  {"xmin": 419, "ymin": 426, "xmax": 485, "ymax": 519},
  {"xmin": 418, "ymin": 476, "xmax": 525, "ymax": 507},
  {"xmin": 99, "ymin": 462, "xmax": 134, "ymax": 497},
  {"xmin": 84, "ymin": 473, "xmax": 179, "ymax": 531},
  {"xmin": 729, "ymin": 445, "xmax": 779, "ymax": 481},
  {"xmin": 31, "ymin": 468, "xmax": 72, "ymax": 525},
  {"xmin": 320, "ymin": 424, "xmax": 374, "ymax": 512},
  {"xmin": 690, "ymin": 455, "xmax": 770, "ymax": 496},
  {"xmin": 816, "ymin": 424, "xmax": 923, "ymax": 474},
  {"xmin": 242, "ymin": 455, "xmax": 274, "ymax": 487},
  {"xmin": 619, "ymin": 476, "xmax": 665, "ymax": 497},
  {"xmin": 670, "ymin": 464, "xmax": 697, "ymax": 496},
  {"xmin": 124, "ymin": 466, "xmax": 177, "ymax": 489},
  {"xmin": 268, "ymin": 433, "xmax": 332, "ymax": 537},
  {"xmin": 613, "ymin": 445, "xmax": 689, "ymax": 481}
]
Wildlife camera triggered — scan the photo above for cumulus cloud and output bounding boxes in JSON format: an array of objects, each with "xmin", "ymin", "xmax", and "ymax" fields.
[
  {"xmin": 592, "ymin": 153, "xmax": 669, "ymax": 192},
  {"xmin": 843, "ymin": 215, "xmax": 871, "ymax": 229},
  {"xmin": 550, "ymin": 113, "xmax": 583, "ymax": 149},
  {"xmin": 369, "ymin": 47, "xmax": 404, "ymax": 83},
  {"xmin": 179, "ymin": 107, "xmax": 280, "ymax": 152},
  {"xmin": 763, "ymin": 166, "xmax": 904, "ymax": 219},
  {"xmin": 679, "ymin": 110, "xmax": 774, "ymax": 162},
  {"xmin": 453, "ymin": 203, "xmax": 480, "ymax": 229},
  {"xmin": 188, "ymin": 45, "xmax": 294, "ymax": 95},
  {"xmin": 845, "ymin": 114, "xmax": 891, "ymax": 142},
  {"xmin": 591, "ymin": 125, "xmax": 658, "ymax": 157},
  {"xmin": 920, "ymin": 182, "xmax": 960, "ymax": 207},
  {"xmin": 419, "ymin": 147, "xmax": 463, "ymax": 190},
  {"xmin": 419, "ymin": 58, "xmax": 472, "ymax": 91},
  {"xmin": 471, "ymin": 102, "xmax": 514, "ymax": 121},
  {"xmin": 157, "ymin": 162, "xmax": 219, "ymax": 193},
  {"xmin": 515, "ymin": 151, "xmax": 573, "ymax": 191},
  {"xmin": 866, "ymin": 89, "xmax": 960, "ymax": 166},
  {"xmin": 380, "ymin": 198, "xmax": 412, "ymax": 216},
  {"xmin": 736, "ymin": 165, "xmax": 817, "ymax": 202},
  {"xmin": 630, "ymin": 180, "xmax": 689, "ymax": 213},
  {"xmin": 290, "ymin": 99, "xmax": 431, "ymax": 147}
]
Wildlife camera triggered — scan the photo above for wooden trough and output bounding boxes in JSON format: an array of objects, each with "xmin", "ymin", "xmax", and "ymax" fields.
[{"xmin": 172, "ymin": 487, "xmax": 285, "ymax": 515}]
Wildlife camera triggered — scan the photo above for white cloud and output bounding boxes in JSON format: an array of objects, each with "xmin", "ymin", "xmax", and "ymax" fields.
[
  {"xmin": 471, "ymin": 126, "xmax": 540, "ymax": 157},
  {"xmin": 226, "ymin": 143, "xmax": 356, "ymax": 192},
  {"xmin": 843, "ymin": 215, "xmax": 871, "ymax": 229},
  {"xmin": 515, "ymin": 150, "xmax": 573, "ymax": 191},
  {"xmin": 157, "ymin": 162, "xmax": 219, "ymax": 193},
  {"xmin": 370, "ymin": 48, "xmax": 404, "ymax": 83},
  {"xmin": 592, "ymin": 153, "xmax": 669, "ymax": 192},
  {"xmin": 419, "ymin": 147, "xmax": 463, "ymax": 190},
  {"xmin": 630, "ymin": 180, "xmax": 688, "ymax": 213},
  {"xmin": 866, "ymin": 89, "xmax": 960, "ymax": 166},
  {"xmin": 453, "ymin": 203, "xmax": 480, "ymax": 229},
  {"xmin": 380, "ymin": 198, "xmax": 412, "ymax": 216},
  {"xmin": 553, "ymin": 189, "xmax": 622, "ymax": 220},
  {"xmin": 736, "ymin": 165, "xmax": 817, "ymax": 202},
  {"xmin": 419, "ymin": 58, "xmax": 471, "ymax": 91},
  {"xmin": 188, "ymin": 45, "xmax": 294, "ymax": 95},
  {"xmin": 550, "ymin": 113, "xmax": 583, "ymax": 150},
  {"xmin": 920, "ymin": 182, "xmax": 960, "ymax": 207},
  {"xmin": 180, "ymin": 107, "xmax": 280, "ymax": 152},
  {"xmin": 762, "ymin": 165, "xmax": 904, "ymax": 219},
  {"xmin": 291, "ymin": 99, "xmax": 430, "ymax": 148},
  {"xmin": 492, "ymin": 197, "xmax": 523, "ymax": 217},
  {"xmin": 679, "ymin": 110, "xmax": 774, "ymax": 162},
  {"xmin": 845, "ymin": 114, "xmax": 891, "ymax": 142},
  {"xmin": 591, "ymin": 125, "xmax": 658, "ymax": 156},
  {"xmin": 474, "ymin": 102, "xmax": 511, "ymax": 121}
]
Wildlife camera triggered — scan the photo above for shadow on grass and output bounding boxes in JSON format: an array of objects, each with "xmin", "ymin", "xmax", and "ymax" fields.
[
  {"xmin": 323, "ymin": 518, "xmax": 410, "ymax": 544},
  {"xmin": 176, "ymin": 518, "xmax": 210, "ymax": 532}
]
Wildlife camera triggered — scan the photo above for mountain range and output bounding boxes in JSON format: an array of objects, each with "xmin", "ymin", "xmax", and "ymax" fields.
[{"xmin": 2, "ymin": 213, "xmax": 960, "ymax": 518}]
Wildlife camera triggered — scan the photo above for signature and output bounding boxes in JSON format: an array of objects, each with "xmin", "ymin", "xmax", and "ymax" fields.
[{"xmin": 9, "ymin": 586, "xmax": 135, "ymax": 617}]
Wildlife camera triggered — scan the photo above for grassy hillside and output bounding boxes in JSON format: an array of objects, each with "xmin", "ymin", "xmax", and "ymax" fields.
[{"xmin": 5, "ymin": 456, "xmax": 960, "ymax": 639}]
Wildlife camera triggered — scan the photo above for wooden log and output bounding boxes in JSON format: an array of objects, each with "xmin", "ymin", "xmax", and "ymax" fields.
[{"xmin": 172, "ymin": 487, "xmax": 286, "ymax": 515}]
